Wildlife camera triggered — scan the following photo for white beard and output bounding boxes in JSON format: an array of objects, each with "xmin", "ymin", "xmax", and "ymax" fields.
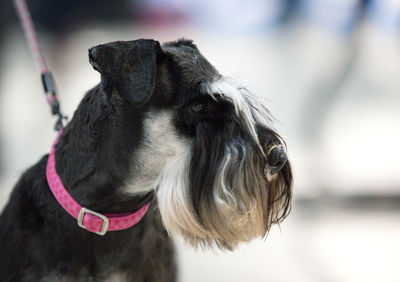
[
  {"xmin": 122, "ymin": 77, "xmax": 290, "ymax": 251},
  {"xmin": 155, "ymin": 77, "xmax": 290, "ymax": 250}
]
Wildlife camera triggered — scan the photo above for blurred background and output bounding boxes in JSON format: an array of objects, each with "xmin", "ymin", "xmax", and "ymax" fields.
[{"xmin": 0, "ymin": 0, "xmax": 399, "ymax": 281}]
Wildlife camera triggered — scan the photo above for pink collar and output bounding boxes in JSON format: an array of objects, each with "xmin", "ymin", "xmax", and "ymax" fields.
[{"xmin": 46, "ymin": 128, "xmax": 151, "ymax": 235}]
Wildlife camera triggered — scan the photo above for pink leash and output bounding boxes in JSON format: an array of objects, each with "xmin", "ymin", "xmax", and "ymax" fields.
[{"xmin": 13, "ymin": 0, "xmax": 66, "ymax": 130}]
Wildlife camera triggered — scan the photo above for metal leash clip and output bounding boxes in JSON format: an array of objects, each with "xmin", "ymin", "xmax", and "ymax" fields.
[{"xmin": 41, "ymin": 72, "xmax": 67, "ymax": 131}]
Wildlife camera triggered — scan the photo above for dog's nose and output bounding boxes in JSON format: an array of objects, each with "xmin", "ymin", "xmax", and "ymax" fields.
[{"xmin": 267, "ymin": 145, "xmax": 287, "ymax": 175}]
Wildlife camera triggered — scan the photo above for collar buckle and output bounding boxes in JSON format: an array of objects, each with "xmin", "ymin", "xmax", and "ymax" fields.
[{"xmin": 77, "ymin": 207, "xmax": 109, "ymax": 236}]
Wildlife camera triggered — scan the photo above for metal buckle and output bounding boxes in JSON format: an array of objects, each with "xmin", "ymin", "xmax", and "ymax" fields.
[{"xmin": 77, "ymin": 207, "xmax": 109, "ymax": 236}]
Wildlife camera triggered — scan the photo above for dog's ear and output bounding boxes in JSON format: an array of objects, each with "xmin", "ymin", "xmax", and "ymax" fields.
[{"xmin": 88, "ymin": 39, "xmax": 163, "ymax": 107}]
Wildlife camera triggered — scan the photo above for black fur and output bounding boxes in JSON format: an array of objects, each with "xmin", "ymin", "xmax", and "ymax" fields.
[
  {"xmin": 0, "ymin": 38, "xmax": 292, "ymax": 280},
  {"xmin": 0, "ymin": 39, "xmax": 177, "ymax": 281}
]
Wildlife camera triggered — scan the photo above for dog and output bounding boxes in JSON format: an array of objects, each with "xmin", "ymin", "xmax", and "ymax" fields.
[{"xmin": 0, "ymin": 39, "xmax": 292, "ymax": 281}]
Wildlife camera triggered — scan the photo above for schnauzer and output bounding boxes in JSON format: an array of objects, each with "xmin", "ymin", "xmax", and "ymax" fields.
[{"xmin": 0, "ymin": 39, "xmax": 292, "ymax": 281}]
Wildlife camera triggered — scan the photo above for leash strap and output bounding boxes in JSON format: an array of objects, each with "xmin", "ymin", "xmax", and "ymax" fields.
[{"xmin": 13, "ymin": 0, "xmax": 66, "ymax": 131}]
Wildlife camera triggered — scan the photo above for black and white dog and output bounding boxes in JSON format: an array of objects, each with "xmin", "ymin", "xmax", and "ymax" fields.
[{"xmin": 0, "ymin": 39, "xmax": 292, "ymax": 281}]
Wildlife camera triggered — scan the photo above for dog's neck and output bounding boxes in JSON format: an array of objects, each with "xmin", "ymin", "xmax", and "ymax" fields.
[{"xmin": 53, "ymin": 84, "xmax": 153, "ymax": 213}]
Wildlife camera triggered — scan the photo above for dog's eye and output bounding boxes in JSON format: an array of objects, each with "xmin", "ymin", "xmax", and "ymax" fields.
[{"xmin": 191, "ymin": 102, "xmax": 208, "ymax": 113}]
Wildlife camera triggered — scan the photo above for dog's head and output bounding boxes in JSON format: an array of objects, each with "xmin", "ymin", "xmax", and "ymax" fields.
[{"xmin": 66, "ymin": 39, "xmax": 292, "ymax": 250}]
